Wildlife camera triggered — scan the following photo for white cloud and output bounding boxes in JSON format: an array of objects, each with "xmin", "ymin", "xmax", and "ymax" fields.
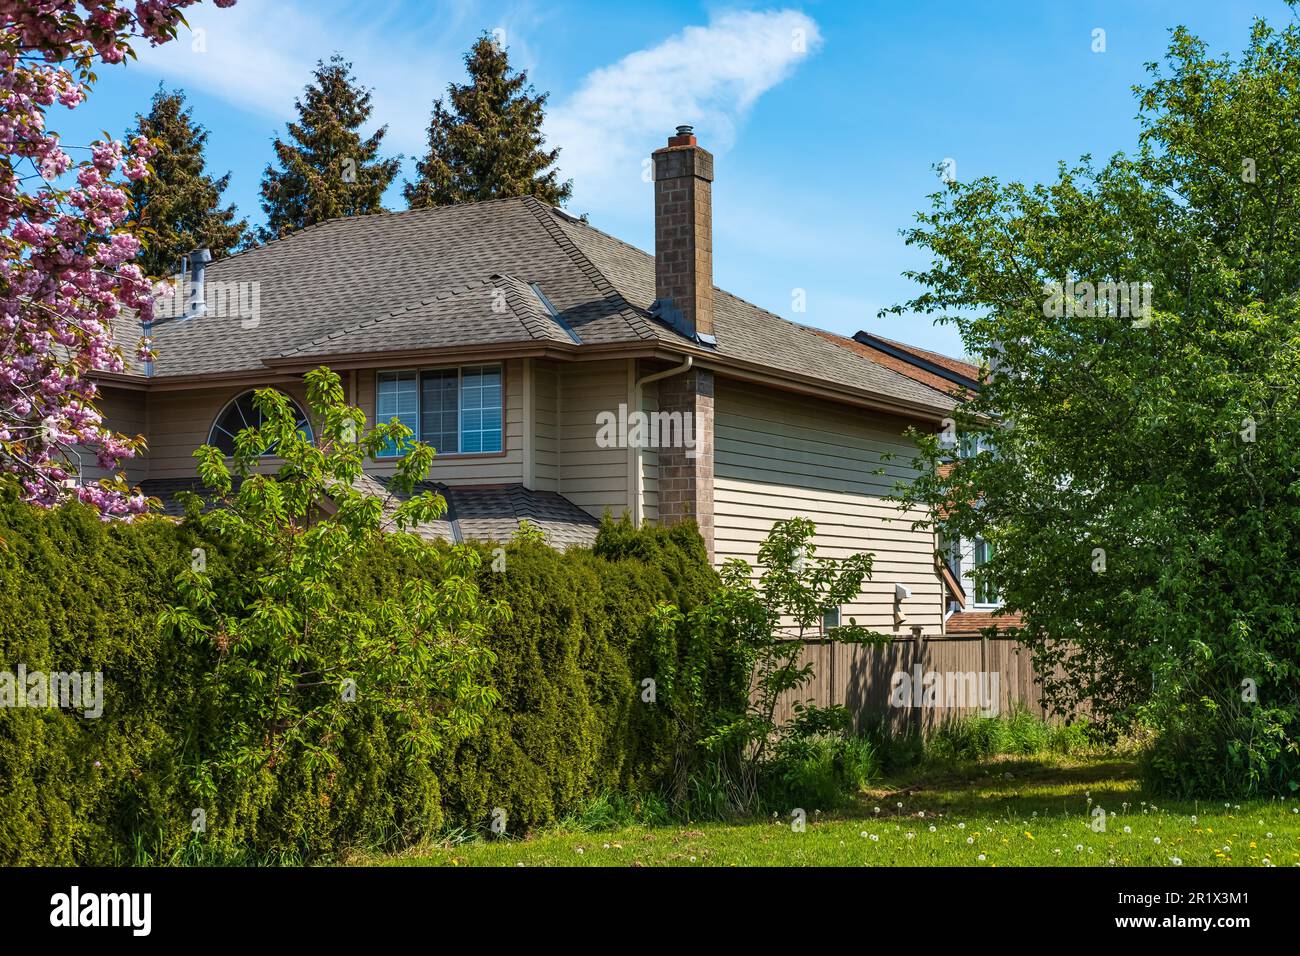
[
  {"xmin": 129, "ymin": 0, "xmax": 465, "ymax": 153},
  {"xmin": 127, "ymin": 3, "xmax": 820, "ymax": 210},
  {"xmin": 547, "ymin": 9, "xmax": 822, "ymax": 210}
]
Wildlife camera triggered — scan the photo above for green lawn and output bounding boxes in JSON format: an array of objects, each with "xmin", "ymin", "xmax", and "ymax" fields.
[{"xmin": 370, "ymin": 755, "xmax": 1300, "ymax": 867}]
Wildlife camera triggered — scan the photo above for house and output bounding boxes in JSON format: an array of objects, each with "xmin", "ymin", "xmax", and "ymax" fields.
[
  {"xmin": 816, "ymin": 330, "xmax": 1022, "ymax": 637},
  {"xmin": 88, "ymin": 126, "xmax": 989, "ymax": 637}
]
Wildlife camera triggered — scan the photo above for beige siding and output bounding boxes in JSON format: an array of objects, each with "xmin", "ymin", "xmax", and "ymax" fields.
[
  {"xmin": 146, "ymin": 382, "xmax": 309, "ymax": 479},
  {"xmin": 531, "ymin": 359, "xmax": 559, "ymax": 492},
  {"xmin": 639, "ymin": 363, "xmax": 660, "ymax": 524},
  {"xmin": 81, "ymin": 386, "xmax": 149, "ymax": 484},
  {"xmin": 357, "ymin": 359, "xmax": 524, "ymax": 485},
  {"xmin": 714, "ymin": 379, "xmax": 943, "ymax": 633},
  {"xmin": 557, "ymin": 358, "xmax": 631, "ymax": 519}
]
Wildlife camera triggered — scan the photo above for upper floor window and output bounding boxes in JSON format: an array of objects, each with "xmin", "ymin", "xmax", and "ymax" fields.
[
  {"xmin": 821, "ymin": 606, "xmax": 841, "ymax": 635},
  {"xmin": 208, "ymin": 390, "xmax": 312, "ymax": 456},
  {"xmin": 376, "ymin": 364, "xmax": 503, "ymax": 457},
  {"xmin": 960, "ymin": 432, "xmax": 995, "ymax": 458},
  {"xmin": 973, "ymin": 537, "xmax": 998, "ymax": 605}
]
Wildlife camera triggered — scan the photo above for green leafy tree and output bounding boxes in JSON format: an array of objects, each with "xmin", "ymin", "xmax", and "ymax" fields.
[
  {"xmin": 125, "ymin": 88, "xmax": 248, "ymax": 277},
  {"xmin": 651, "ymin": 518, "xmax": 882, "ymax": 812},
  {"xmin": 259, "ymin": 55, "xmax": 401, "ymax": 240},
  {"xmin": 888, "ymin": 19, "xmax": 1300, "ymax": 796},
  {"xmin": 162, "ymin": 367, "xmax": 506, "ymax": 799},
  {"xmin": 404, "ymin": 33, "xmax": 572, "ymax": 209}
]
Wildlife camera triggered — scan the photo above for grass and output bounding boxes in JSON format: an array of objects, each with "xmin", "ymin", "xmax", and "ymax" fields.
[{"xmin": 364, "ymin": 754, "xmax": 1300, "ymax": 867}]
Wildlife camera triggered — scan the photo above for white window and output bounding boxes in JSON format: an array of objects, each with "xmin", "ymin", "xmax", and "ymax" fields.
[
  {"xmin": 208, "ymin": 390, "xmax": 313, "ymax": 457},
  {"xmin": 376, "ymin": 365, "xmax": 503, "ymax": 457},
  {"xmin": 459, "ymin": 364, "xmax": 503, "ymax": 454},
  {"xmin": 973, "ymin": 537, "xmax": 997, "ymax": 605},
  {"xmin": 376, "ymin": 371, "xmax": 419, "ymax": 456},
  {"xmin": 821, "ymin": 606, "xmax": 841, "ymax": 634}
]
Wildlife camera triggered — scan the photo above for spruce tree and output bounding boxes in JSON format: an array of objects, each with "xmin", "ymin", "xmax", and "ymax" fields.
[
  {"xmin": 259, "ymin": 54, "xmax": 401, "ymax": 240},
  {"xmin": 125, "ymin": 88, "xmax": 248, "ymax": 277},
  {"xmin": 404, "ymin": 34, "xmax": 572, "ymax": 209}
]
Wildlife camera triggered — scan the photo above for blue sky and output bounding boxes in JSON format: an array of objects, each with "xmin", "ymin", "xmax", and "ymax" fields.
[{"xmin": 59, "ymin": 0, "xmax": 1294, "ymax": 358}]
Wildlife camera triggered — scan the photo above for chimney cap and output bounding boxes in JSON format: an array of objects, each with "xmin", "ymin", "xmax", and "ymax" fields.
[{"xmin": 666, "ymin": 124, "xmax": 698, "ymax": 148}]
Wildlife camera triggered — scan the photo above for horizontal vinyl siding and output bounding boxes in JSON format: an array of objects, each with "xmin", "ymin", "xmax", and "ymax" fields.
[
  {"xmin": 146, "ymin": 383, "xmax": 309, "ymax": 479},
  {"xmin": 532, "ymin": 359, "xmax": 559, "ymax": 492},
  {"xmin": 81, "ymin": 386, "xmax": 148, "ymax": 484},
  {"xmin": 558, "ymin": 358, "xmax": 630, "ymax": 519},
  {"xmin": 358, "ymin": 359, "xmax": 524, "ymax": 485},
  {"xmin": 714, "ymin": 379, "xmax": 943, "ymax": 633},
  {"xmin": 640, "ymin": 364, "xmax": 659, "ymax": 524}
]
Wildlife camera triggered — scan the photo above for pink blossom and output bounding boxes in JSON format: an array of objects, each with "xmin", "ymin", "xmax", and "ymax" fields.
[{"xmin": 1, "ymin": 0, "xmax": 238, "ymax": 514}]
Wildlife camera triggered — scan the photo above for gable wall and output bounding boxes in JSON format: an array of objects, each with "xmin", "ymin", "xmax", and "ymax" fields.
[{"xmin": 713, "ymin": 377, "xmax": 944, "ymax": 634}]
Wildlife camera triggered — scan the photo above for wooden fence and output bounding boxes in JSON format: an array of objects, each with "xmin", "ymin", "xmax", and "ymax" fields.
[{"xmin": 771, "ymin": 633, "xmax": 1070, "ymax": 735}]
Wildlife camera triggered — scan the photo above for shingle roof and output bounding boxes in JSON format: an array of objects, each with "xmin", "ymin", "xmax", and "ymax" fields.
[
  {"xmin": 552, "ymin": 211, "xmax": 958, "ymax": 412},
  {"xmin": 138, "ymin": 475, "xmax": 599, "ymax": 550},
  {"xmin": 862, "ymin": 333, "xmax": 980, "ymax": 382},
  {"xmin": 282, "ymin": 273, "xmax": 578, "ymax": 358},
  {"xmin": 815, "ymin": 330, "xmax": 976, "ymax": 400},
  {"xmin": 137, "ymin": 196, "xmax": 956, "ymax": 414},
  {"xmin": 945, "ymin": 610, "xmax": 1023, "ymax": 636}
]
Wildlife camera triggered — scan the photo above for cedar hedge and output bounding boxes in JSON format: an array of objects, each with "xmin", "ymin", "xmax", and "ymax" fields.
[{"xmin": 0, "ymin": 488, "xmax": 726, "ymax": 864}]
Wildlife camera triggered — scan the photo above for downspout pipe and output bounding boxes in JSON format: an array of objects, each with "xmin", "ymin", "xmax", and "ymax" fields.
[
  {"xmin": 631, "ymin": 355, "xmax": 694, "ymax": 526},
  {"xmin": 636, "ymin": 354, "xmax": 694, "ymax": 392}
]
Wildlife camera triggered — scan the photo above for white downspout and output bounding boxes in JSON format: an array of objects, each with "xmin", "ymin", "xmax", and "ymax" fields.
[{"xmin": 632, "ymin": 355, "xmax": 694, "ymax": 526}]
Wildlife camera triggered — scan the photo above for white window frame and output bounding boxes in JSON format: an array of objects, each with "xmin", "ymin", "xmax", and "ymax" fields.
[
  {"xmin": 821, "ymin": 606, "xmax": 841, "ymax": 635},
  {"xmin": 972, "ymin": 536, "xmax": 998, "ymax": 607},
  {"xmin": 375, "ymin": 363, "xmax": 503, "ymax": 458}
]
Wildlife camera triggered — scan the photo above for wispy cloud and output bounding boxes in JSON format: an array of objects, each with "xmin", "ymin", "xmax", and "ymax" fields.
[
  {"xmin": 129, "ymin": 0, "xmax": 470, "ymax": 153},
  {"xmin": 128, "ymin": 2, "xmax": 820, "ymax": 213},
  {"xmin": 547, "ymin": 9, "xmax": 822, "ymax": 211}
]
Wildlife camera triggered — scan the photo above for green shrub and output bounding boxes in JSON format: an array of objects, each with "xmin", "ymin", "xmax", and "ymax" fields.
[
  {"xmin": 761, "ymin": 733, "xmax": 879, "ymax": 812},
  {"xmin": 859, "ymin": 709, "xmax": 1095, "ymax": 768},
  {"xmin": 1142, "ymin": 697, "xmax": 1300, "ymax": 799},
  {"xmin": 0, "ymin": 490, "xmax": 724, "ymax": 863}
]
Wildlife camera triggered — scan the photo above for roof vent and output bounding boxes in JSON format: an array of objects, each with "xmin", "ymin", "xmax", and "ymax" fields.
[{"xmin": 182, "ymin": 248, "xmax": 212, "ymax": 319}]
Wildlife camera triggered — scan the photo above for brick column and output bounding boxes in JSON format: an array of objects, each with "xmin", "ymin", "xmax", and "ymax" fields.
[{"xmin": 656, "ymin": 367, "xmax": 714, "ymax": 562}]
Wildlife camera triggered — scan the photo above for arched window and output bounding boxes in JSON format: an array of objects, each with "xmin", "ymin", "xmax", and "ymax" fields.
[{"xmin": 208, "ymin": 390, "xmax": 313, "ymax": 456}]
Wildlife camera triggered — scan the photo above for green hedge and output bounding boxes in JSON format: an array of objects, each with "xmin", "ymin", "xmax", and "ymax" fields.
[{"xmin": 0, "ymin": 490, "xmax": 723, "ymax": 864}]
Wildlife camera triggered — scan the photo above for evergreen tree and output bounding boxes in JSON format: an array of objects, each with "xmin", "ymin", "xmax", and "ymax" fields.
[
  {"xmin": 404, "ymin": 34, "xmax": 572, "ymax": 209},
  {"xmin": 259, "ymin": 54, "xmax": 401, "ymax": 240},
  {"xmin": 125, "ymin": 88, "xmax": 248, "ymax": 277}
]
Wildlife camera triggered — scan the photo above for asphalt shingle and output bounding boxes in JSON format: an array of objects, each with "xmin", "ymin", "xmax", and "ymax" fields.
[{"xmin": 136, "ymin": 196, "xmax": 956, "ymax": 413}]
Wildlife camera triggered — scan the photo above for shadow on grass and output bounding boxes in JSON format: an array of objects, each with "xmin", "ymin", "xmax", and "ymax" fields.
[{"xmin": 839, "ymin": 754, "xmax": 1144, "ymax": 822}]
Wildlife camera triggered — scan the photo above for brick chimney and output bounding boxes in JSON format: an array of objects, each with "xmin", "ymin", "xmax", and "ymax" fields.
[{"xmin": 652, "ymin": 126, "xmax": 715, "ymax": 346}]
